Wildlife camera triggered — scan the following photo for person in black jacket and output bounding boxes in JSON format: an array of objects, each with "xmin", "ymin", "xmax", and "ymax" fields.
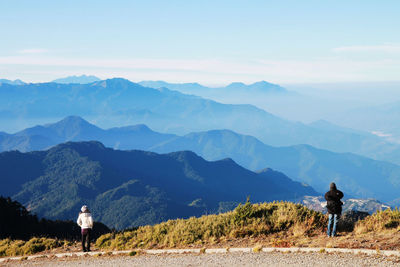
[{"xmin": 324, "ymin": 182, "xmax": 344, "ymax": 237}]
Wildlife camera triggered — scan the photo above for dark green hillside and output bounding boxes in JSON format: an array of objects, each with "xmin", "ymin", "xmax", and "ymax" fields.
[
  {"xmin": 3, "ymin": 117, "xmax": 400, "ymax": 202},
  {"xmin": 0, "ymin": 141, "xmax": 317, "ymax": 229},
  {"xmin": 0, "ymin": 196, "xmax": 110, "ymax": 240},
  {"xmin": 0, "ymin": 151, "xmax": 44, "ymax": 195}
]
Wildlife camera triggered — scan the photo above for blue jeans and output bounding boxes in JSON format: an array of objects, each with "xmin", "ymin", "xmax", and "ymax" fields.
[{"xmin": 327, "ymin": 214, "xmax": 338, "ymax": 237}]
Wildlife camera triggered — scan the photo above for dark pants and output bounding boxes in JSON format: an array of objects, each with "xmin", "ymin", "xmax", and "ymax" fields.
[{"xmin": 81, "ymin": 228, "xmax": 91, "ymax": 251}]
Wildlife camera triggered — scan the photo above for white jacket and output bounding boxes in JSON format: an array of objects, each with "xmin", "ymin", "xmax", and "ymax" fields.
[{"xmin": 77, "ymin": 212, "xmax": 93, "ymax": 229}]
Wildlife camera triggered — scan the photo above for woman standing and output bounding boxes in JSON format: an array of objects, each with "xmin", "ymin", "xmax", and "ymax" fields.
[{"xmin": 77, "ymin": 205, "xmax": 93, "ymax": 252}]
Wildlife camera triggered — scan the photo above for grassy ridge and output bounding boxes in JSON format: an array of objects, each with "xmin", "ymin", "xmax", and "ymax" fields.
[
  {"xmin": 355, "ymin": 208, "xmax": 400, "ymax": 234},
  {"xmin": 3, "ymin": 203, "xmax": 400, "ymax": 257},
  {"xmin": 0, "ymin": 237, "xmax": 68, "ymax": 257},
  {"xmin": 96, "ymin": 201, "xmax": 327, "ymax": 250}
]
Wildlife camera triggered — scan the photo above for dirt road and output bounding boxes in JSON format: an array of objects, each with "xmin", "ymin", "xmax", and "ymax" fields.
[{"xmin": 3, "ymin": 251, "xmax": 400, "ymax": 267}]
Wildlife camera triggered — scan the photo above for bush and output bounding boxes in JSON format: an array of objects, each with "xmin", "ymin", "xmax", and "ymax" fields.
[
  {"xmin": 354, "ymin": 208, "xmax": 400, "ymax": 234},
  {"xmin": 0, "ymin": 237, "xmax": 63, "ymax": 257},
  {"xmin": 233, "ymin": 198, "xmax": 255, "ymax": 225},
  {"xmin": 337, "ymin": 210, "xmax": 370, "ymax": 232}
]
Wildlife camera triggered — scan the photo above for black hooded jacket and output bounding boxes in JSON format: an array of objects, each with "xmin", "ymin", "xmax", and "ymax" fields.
[{"xmin": 324, "ymin": 183, "xmax": 344, "ymax": 215}]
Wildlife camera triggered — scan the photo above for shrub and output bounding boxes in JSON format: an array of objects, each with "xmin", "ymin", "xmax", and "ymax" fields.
[
  {"xmin": 337, "ymin": 211, "xmax": 369, "ymax": 232},
  {"xmin": 233, "ymin": 197, "xmax": 254, "ymax": 225},
  {"xmin": 22, "ymin": 238, "xmax": 46, "ymax": 255},
  {"xmin": 95, "ymin": 233, "xmax": 114, "ymax": 249},
  {"xmin": 354, "ymin": 208, "xmax": 400, "ymax": 234},
  {"xmin": 0, "ymin": 237, "xmax": 63, "ymax": 257}
]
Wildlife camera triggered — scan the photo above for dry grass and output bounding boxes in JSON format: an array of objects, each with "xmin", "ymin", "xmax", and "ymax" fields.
[
  {"xmin": 96, "ymin": 201, "xmax": 326, "ymax": 250},
  {"xmin": 0, "ymin": 237, "xmax": 65, "ymax": 257},
  {"xmin": 354, "ymin": 208, "xmax": 400, "ymax": 234},
  {"xmin": 252, "ymin": 245, "xmax": 263, "ymax": 252},
  {"xmin": 94, "ymin": 204, "xmax": 400, "ymax": 251},
  {"xmin": 4, "ymin": 203, "xmax": 400, "ymax": 257}
]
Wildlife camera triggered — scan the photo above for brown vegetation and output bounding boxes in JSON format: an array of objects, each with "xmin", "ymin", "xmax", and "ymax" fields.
[
  {"xmin": 3, "ymin": 203, "xmax": 400, "ymax": 258},
  {"xmin": 95, "ymin": 201, "xmax": 326, "ymax": 250},
  {"xmin": 0, "ymin": 237, "xmax": 68, "ymax": 257},
  {"xmin": 354, "ymin": 208, "xmax": 400, "ymax": 234}
]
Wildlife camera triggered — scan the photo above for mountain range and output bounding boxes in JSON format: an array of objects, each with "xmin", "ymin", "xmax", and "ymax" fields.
[
  {"xmin": 0, "ymin": 141, "xmax": 316, "ymax": 229},
  {"xmin": 141, "ymin": 80, "xmax": 400, "ymax": 145},
  {"xmin": 138, "ymin": 80, "xmax": 333, "ymax": 125},
  {"xmin": 150, "ymin": 129, "xmax": 400, "ymax": 202},
  {"xmin": 138, "ymin": 80, "xmax": 289, "ymax": 95},
  {"xmin": 1, "ymin": 75, "xmax": 100, "ymax": 85},
  {"xmin": 0, "ymin": 116, "xmax": 176, "ymax": 152},
  {"xmin": 300, "ymin": 196, "xmax": 390, "ymax": 214},
  {"xmin": 1, "ymin": 78, "xmax": 400, "ymax": 166},
  {"xmin": 51, "ymin": 75, "xmax": 101, "ymax": 84},
  {"xmin": 0, "ymin": 79, "xmax": 25, "ymax": 85},
  {"xmin": 2, "ymin": 116, "xmax": 400, "ymax": 202}
]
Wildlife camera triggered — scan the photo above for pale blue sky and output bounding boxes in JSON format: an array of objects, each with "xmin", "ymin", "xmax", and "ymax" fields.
[{"xmin": 1, "ymin": 0, "xmax": 399, "ymax": 84}]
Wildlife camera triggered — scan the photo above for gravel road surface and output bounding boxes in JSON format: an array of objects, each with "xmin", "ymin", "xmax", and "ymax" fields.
[{"xmin": 3, "ymin": 252, "xmax": 400, "ymax": 267}]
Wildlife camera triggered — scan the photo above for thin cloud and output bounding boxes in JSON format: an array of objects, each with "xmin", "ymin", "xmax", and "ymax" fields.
[
  {"xmin": 18, "ymin": 49, "xmax": 48, "ymax": 54},
  {"xmin": 371, "ymin": 131, "xmax": 392, "ymax": 138},
  {"xmin": 0, "ymin": 55, "xmax": 399, "ymax": 83},
  {"xmin": 333, "ymin": 44, "xmax": 400, "ymax": 53}
]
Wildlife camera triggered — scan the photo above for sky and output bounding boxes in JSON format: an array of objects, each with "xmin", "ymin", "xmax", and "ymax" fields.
[{"xmin": 1, "ymin": 0, "xmax": 400, "ymax": 85}]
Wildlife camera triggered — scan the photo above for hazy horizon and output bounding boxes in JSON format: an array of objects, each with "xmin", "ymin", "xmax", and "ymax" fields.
[
  {"xmin": 3, "ymin": 75, "xmax": 400, "ymax": 88},
  {"xmin": 1, "ymin": 76, "xmax": 400, "ymax": 137},
  {"xmin": 1, "ymin": 0, "xmax": 399, "ymax": 84}
]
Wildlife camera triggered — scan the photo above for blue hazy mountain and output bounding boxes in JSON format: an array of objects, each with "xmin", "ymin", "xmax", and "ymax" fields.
[
  {"xmin": 138, "ymin": 80, "xmax": 295, "ymax": 120},
  {"xmin": 0, "ymin": 78, "xmax": 308, "ymax": 143},
  {"xmin": 0, "ymin": 141, "xmax": 317, "ymax": 229},
  {"xmin": 150, "ymin": 129, "xmax": 400, "ymax": 202},
  {"xmin": 0, "ymin": 79, "xmax": 25, "ymax": 85},
  {"xmin": 51, "ymin": 75, "xmax": 101, "ymax": 84},
  {"xmin": 308, "ymin": 119, "xmax": 366, "ymax": 134},
  {"xmin": 2, "ymin": 116, "xmax": 400, "ymax": 202},
  {"xmin": 1, "ymin": 78, "xmax": 400, "ymax": 165},
  {"xmin": 329, "ymin": 100, "xmax": 400, "ymax": 144},
  {"xmin": 138, "ymin": 80, "xmax": 288, "ymax": 95},
  {"xmin": 0, "ymin": 116, "xmax": 176, "ymax": 152},
  {"xmin": 225, "ymin": 81, "xmax": 287, "ymax": 93},
  {"xmin": 139, "ymin": 81, "xmax": 209, "ymax": 92}
]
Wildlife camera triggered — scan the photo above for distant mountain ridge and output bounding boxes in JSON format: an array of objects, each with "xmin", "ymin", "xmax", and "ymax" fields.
[
  {"xmin": 139, "ymin": 81, "xmax": 209, "ymax": 92},
  {"xmin": 1, "ymin": 78, "xmax": 400, "ymax": 166},
  {"xmin": 0, "ymin": 116, "xmax": 176, "ymax": 152},
  {"xmin": 0, "ymin": 79, "xmax": 25, "ymax": 85},
  {"xmin": 2, "ymin": 116, "xmax": 400, "ymax": 203},
  {"xmin": 51, "ymin": 75, "xmax": 101, "ymax": 84},
  {"xmin": 300, "ymin": 196, "xmax": 390, "ymax": 214},
  {"xmin": 138, "ymin": 80, "xmax": 288, "ymax": 94},
  {"xmin": 0, "ymin": 141, "xmax": 317, "ymax": 229},
  {"xmin": 150, "ymin": 128, "xmax": 400, "ymax": 202}
]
